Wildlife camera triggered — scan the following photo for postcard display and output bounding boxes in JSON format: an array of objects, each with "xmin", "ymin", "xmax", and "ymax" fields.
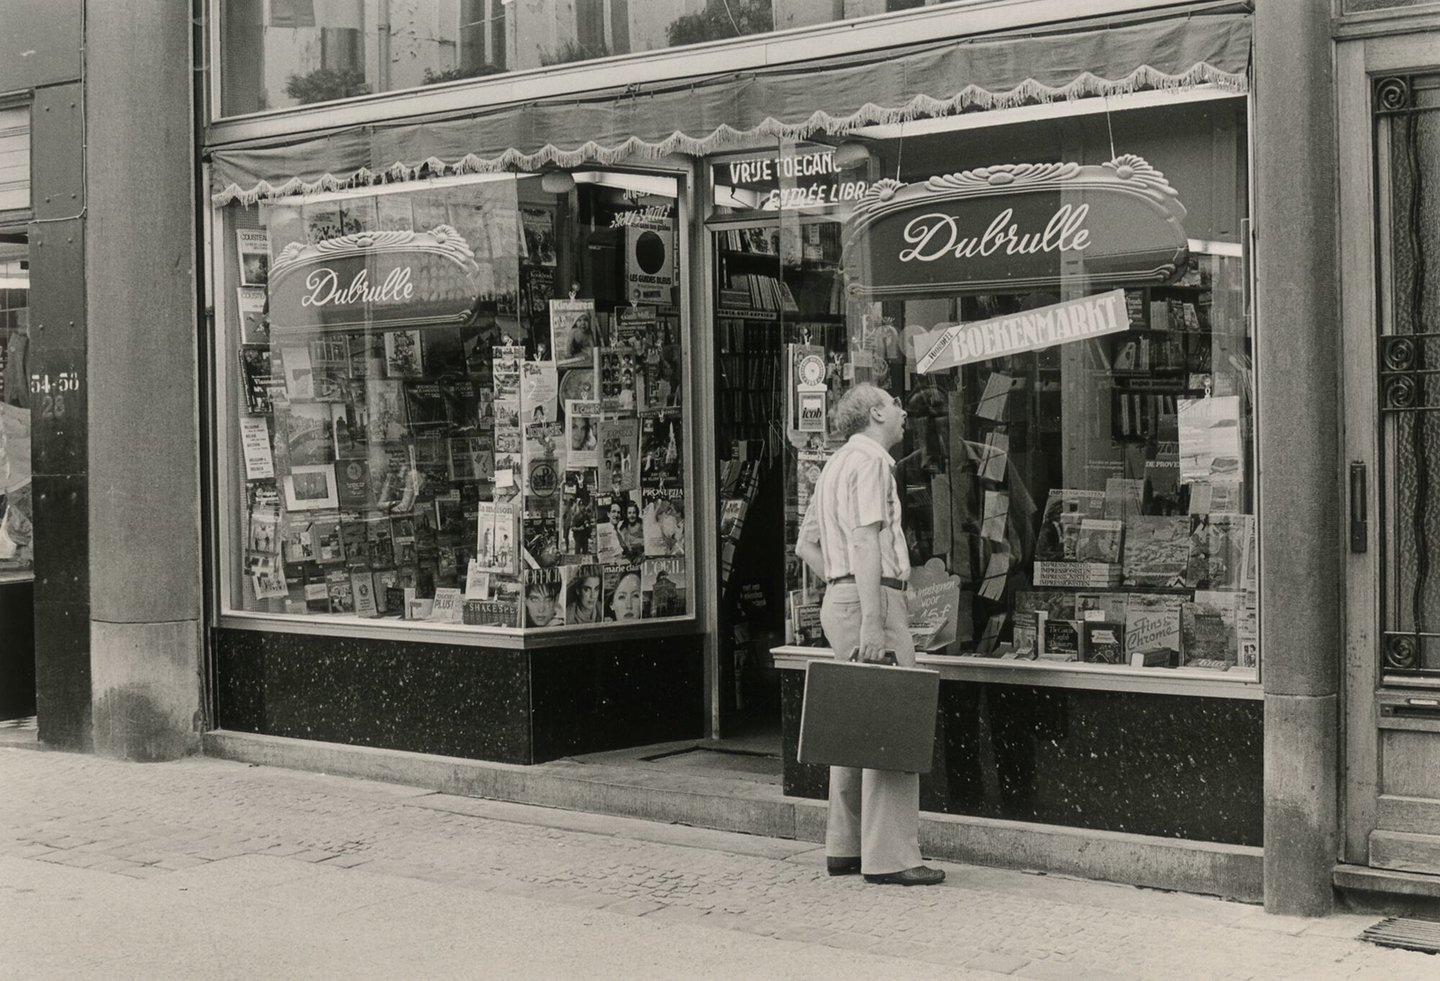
[
  {"xmin": 781, "ymin": 161, "xmax": 1259, "ymax": 680},
  {"xmin": 225, "ymin": 178, "xmax": 690, "ymax": 631}
]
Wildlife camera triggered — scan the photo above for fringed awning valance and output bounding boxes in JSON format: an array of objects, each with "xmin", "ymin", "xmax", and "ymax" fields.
[{"xmin": 210, "ymin": 5, "xmax": 1251, "ymax": 207}]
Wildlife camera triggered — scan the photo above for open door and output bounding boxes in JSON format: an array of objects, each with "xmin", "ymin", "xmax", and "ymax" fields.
[{"xmin": 1340, "ymin": 38, "xmax": 1440, "ymax": 875}]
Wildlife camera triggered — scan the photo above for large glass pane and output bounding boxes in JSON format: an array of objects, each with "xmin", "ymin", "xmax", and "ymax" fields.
[
  {"xmin": 0, "ymin": 237, "xmax": 30, "ymax": 583},
  {"xmin": 217, "ymin": 0, "xmax": 959, "ymax": 117},
  {"xmin": 716, "ymin": 100, "xmax": 1258, "ymax": 681},
  {"xmin": 220, "ymin": 170, "xmax": 690, "ymax": 630},
  {"xmin": 1381, "ymin": 73, "xmax": 1440, "ymax": 674}
]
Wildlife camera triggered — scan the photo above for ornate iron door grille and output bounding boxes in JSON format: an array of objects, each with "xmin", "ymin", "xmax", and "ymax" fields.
[{"xmin": 1375, "ymin": 74, "xmax": 1440, "ymax": 677}]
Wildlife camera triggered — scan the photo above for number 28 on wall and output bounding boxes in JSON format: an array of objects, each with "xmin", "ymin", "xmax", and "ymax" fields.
[{"xmin": 30, "ymin": 371, "xmax": 82, "ymax": 418}]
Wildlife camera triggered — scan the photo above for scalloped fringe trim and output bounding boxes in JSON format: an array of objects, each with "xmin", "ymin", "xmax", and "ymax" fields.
[{"xmin": 213, "ymin": 63, "xmax": 1248, "ymax": 207}]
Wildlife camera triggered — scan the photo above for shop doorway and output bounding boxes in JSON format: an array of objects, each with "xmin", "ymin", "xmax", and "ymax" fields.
[{"xmin": 1339, "ymin": 39, "xmax": 1440, "ymax": 877}]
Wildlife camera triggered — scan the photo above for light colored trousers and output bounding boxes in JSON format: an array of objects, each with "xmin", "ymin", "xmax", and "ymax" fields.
[{"xmin": 819, "ymin": 581, "xmax": 922, "ymax": 875}]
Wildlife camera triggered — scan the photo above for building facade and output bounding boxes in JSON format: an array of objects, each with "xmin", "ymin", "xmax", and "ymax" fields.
[{"xmin": 6, "ymin": 0, "xmax": 1440, "ymax": 917}]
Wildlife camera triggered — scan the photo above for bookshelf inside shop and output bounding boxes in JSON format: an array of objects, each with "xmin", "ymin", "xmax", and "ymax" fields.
[
  {"xmin": 713, "ymin": 217, "xmax": 849, "ymax": 719},
  {"xmin": 768, "ymin": 247, "xmax": 1259, "ymax": 687}
]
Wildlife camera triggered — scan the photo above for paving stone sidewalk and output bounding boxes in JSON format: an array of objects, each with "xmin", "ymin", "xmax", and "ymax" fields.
[{"xmin": 1, "ymin": 746, "xmax": 1434, "ymax": 980}]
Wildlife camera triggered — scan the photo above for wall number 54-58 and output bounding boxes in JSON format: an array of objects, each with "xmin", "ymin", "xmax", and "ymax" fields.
[{"xmin": 30, "ymin": 371, "xmax": 82, "ymax": 418}]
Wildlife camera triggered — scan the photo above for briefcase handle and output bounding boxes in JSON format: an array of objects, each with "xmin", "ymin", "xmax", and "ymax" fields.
[{"xmin": 848, "ymin": 647, "xmax": 898, "ymax": 666}]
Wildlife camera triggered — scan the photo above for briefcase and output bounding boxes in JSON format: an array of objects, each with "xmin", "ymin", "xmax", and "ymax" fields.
[{"xmin": 797, "ymin": 655, "xmax": 940, "ymax": 773}]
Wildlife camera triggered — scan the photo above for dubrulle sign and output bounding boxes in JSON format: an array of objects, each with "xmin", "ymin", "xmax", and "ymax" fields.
[
  {"xmin": 841, "ymin": 155, "xmax": 1189, "ymax": 298},
  {"xmin": 268, "ymin": 226, "xmax": 481, "ymax": 333}
]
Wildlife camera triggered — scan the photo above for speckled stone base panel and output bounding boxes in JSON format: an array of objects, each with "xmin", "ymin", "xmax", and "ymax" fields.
[
  {"xmin": 212, "ymin": 628, "xmax": 704, "ymax": 765},
  {"xmin": 782, "ymin": 673, "xmax": 1263, "ymax": 846}
]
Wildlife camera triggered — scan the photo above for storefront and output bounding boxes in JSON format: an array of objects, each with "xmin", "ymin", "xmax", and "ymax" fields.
[{"xmin": 191, "ymin": 0, "xmax": 1440, "ymax": 913}]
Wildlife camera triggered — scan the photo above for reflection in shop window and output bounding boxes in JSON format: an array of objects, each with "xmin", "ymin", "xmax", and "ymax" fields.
[
  {"xmin": 0, "ymin": 240, "xmax": 30, "ymax": 581},
  {"xmin": 216, "ymin": 0, "xmax": 953, "ymax": 116}
]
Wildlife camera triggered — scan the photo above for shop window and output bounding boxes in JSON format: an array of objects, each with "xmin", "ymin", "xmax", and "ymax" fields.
[
  {"xmin": 213, "ymin": 0, "xmax": 951, "ymax": 117},
  {"xmin": 0, "ymin": 236, "xmax": 30, "ymax": 583},
  {"xmin": 217, "ymin": 172, "xmax": 691, "ymax": 632},
  {"xmin": 712, "ymin": 97, "xmax": 1258, "ymax": 685}
]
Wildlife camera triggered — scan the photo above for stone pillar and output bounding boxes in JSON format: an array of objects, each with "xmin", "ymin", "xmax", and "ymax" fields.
[
  {"xmin": 1253, "ymin": 1, "xmax": 1340, "ymax": 916},
  {"xmin": 84, "ymin": 0, "xmax": 202, "ymax": 760}
]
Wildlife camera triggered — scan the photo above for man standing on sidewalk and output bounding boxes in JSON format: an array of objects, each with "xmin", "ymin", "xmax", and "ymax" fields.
[{"xmin": 795, "ymin": 383, "xmax": 944, "ymax": 887}]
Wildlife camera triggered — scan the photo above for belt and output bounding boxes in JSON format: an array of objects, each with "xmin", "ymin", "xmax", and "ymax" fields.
[{"xmin": 828, "ymin": 574, "xmax": 907, "ymax": 592}]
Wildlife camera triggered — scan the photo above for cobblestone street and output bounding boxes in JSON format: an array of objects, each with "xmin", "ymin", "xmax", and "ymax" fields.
[{"xmin": 2, "ymin": 746, "xmax": 1436, "ymax": 979}]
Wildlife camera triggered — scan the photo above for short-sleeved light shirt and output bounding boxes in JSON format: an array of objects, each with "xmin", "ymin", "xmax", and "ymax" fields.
[{"xmin": 798, "ymin": 433, "xmax": 910, "ymax": 582}]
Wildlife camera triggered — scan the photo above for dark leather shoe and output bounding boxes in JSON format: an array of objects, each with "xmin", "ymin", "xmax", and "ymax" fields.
[
  {"xmin": 826, "ymin": 856, "xmax": 861, "ymax": 876},
  {"xmin": 863, "ymin": 865, "xmax": 946, "ymax": 886}
]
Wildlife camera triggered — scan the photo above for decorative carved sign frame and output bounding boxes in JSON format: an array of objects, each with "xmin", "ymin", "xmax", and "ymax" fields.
[
  {"xmin": 841, "ymin": 155, "xmax": 1189, "ymax": 299},
  {"xmin": 268, "ymin": 225, "xmax": 482, "ymax": 333}
]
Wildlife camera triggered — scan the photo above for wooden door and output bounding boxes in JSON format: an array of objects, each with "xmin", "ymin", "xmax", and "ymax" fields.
[{"xmin": 1340, "ymin": 35, "xmax": 1440, "ymax": 873}]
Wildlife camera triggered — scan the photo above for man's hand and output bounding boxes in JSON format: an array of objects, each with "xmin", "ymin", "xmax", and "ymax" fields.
[{"xmin": 857, "ymin": 617, "xmax": 888, "ymax": 663}]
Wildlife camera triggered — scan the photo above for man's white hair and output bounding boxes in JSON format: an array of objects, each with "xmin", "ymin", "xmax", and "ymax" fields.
[{"xmin": 831, "ymin": 383, "xmax": 890, "ymax": 438}]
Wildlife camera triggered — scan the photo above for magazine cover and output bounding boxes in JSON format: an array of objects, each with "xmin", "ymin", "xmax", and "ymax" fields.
[
  {"xmin": 523, "ymin": 420, "xmax": 564, "ymax": 470},
  {"xmin": 602, "ymin": 561, "xmax": 644, "ymax": 622},
  {"xmin": 275, "ymin": 343, "xmax": 314, "ymax": 402},
  {"xmin": 325, "ymin": 568, "xmax": 355, "ymax": 613},
  {"xmin": 560, "ymin": 468, "xmax": 597, "ymax": 556},
  {"xmin": 276, "ymin": 401, "xmax": 335, "ymax": 466},
  {"xmin": 350, "ymin": 570, "xmax": 379, "ymax": 617},
  {"xmin": 1034, "ymin": 488, "xmax": 1106, "ymax": 561},
  {"xmin": 383, "ymin": 330, "xmax": 424, "ymax": 377},
  {"xmin": 1075, "ymin": 519, "xmax": 1124, "ymax": 564},
  {"xmin": 331, "ymin": 396, "xmax": 369, "ymax": 459},
  {"xmin": 1186, "ymin": 513, "xmax": 1252, "ymax": 591},
  {"xmin": 365, "ymin": 442, "xmax": 412, "ymax": 509},
  {"xmin": 522, "ymin": 566, "xmax": 564, "ymax": 627},
  {"xmin": 236, "ymin": 228, "xmax": 271, "ymax": 287},
  {"xmin": 475, "ymin": 500, "xmax": 518, "ymax": 573},
  {"xmin": 1121, "ymin": 515, "xmax": 1191, "ymax": 587},
  {"xmin": 520, "ymin": 207, "xmax": 556, "ymax": 266},
  {"xmin": 449, "ymin": 435, "xmax": 494, "ymax": 485},
  {"xmin": 642, "ymin": 345, "xmax": 682, "ymax": 410},
  {"xmin": 363, "ymin": 379, "xmax": 408, "ymax": 442},
  {"xmin": 333, "ymin": 458, "xmax": 371, "ymax": 509},
  {"xmin": 522, "ymin": 502, "xmax": 561, "ymax": 569},
  {"xmin": 561, "ymin": 563, "xmax": 605, "ymax": 625},
  {"xmin": 564, "ymin": 399, "xmax": 600, "ymax": 470},
  {"xmin": 639, "ymin": 411, "xmax": 682, "ymax": 487},
  {"xmin": 308, "ymin": 336, "xmax": 350, "ymax": 403},
  {"xmin": 1178, "ymin": 395, "xmax": 1243, "ymax": 485},
  {"xmin": 641, "ymin": 487, "xmax": 686, "ymax": 557},
  {"xmin": 493, "ymin": 344, "xmax": 524, "ymax": 398},
  {"xmin": 615, "ymin": 305, "xmax": 657, "ymax": 350},
  {"xmin": 641, "ymin": 556, "xmax": 686, "ymax": 618},
  {"xmin": 594, "ymin": 491, "xmax": 626, "ymax": 561},
  {"xmin": 362, "ymin": 511, "xmax": 395, "ymax": 568},
  {"xmin": 1181, "ymin": 591, "xmax": 1239, "ymax": 667},
  {"xmin": 598, "ymin": 347, "xmax": 643, "ymax": 411},
  {"xmin": 248, "ymin": 553, "xmax": 288, "ymax": 601},
  {"xmin": 521, "ymin": 360, "xmax": 559, "ymax": 423},
  {"xmin": 236, "ymin": 287, "xmax": 269, "ymax": 345},
  {"xmin": 550, "ymin": 298, "xmax": 598, "ymax": 369},
  {"xmin": 402, "ymin": 381, "xmax": 450, "ymax": 430},
  {"xmin": 598, "ymin": 417, "xmax": 639, "ymax": 492},
  {"xmin": 1124, "ymin": 593, "xmax": 1184, "ymax": 659},
  {"xmin": 238, "ymin": 346, "xmax": 278, "ymax": 415}
]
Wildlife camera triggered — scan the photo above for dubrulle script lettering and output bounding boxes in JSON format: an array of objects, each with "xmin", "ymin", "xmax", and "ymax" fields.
[{"xmin": 302, "ymin": 267, "xmax": 415, "ymax": 308}]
